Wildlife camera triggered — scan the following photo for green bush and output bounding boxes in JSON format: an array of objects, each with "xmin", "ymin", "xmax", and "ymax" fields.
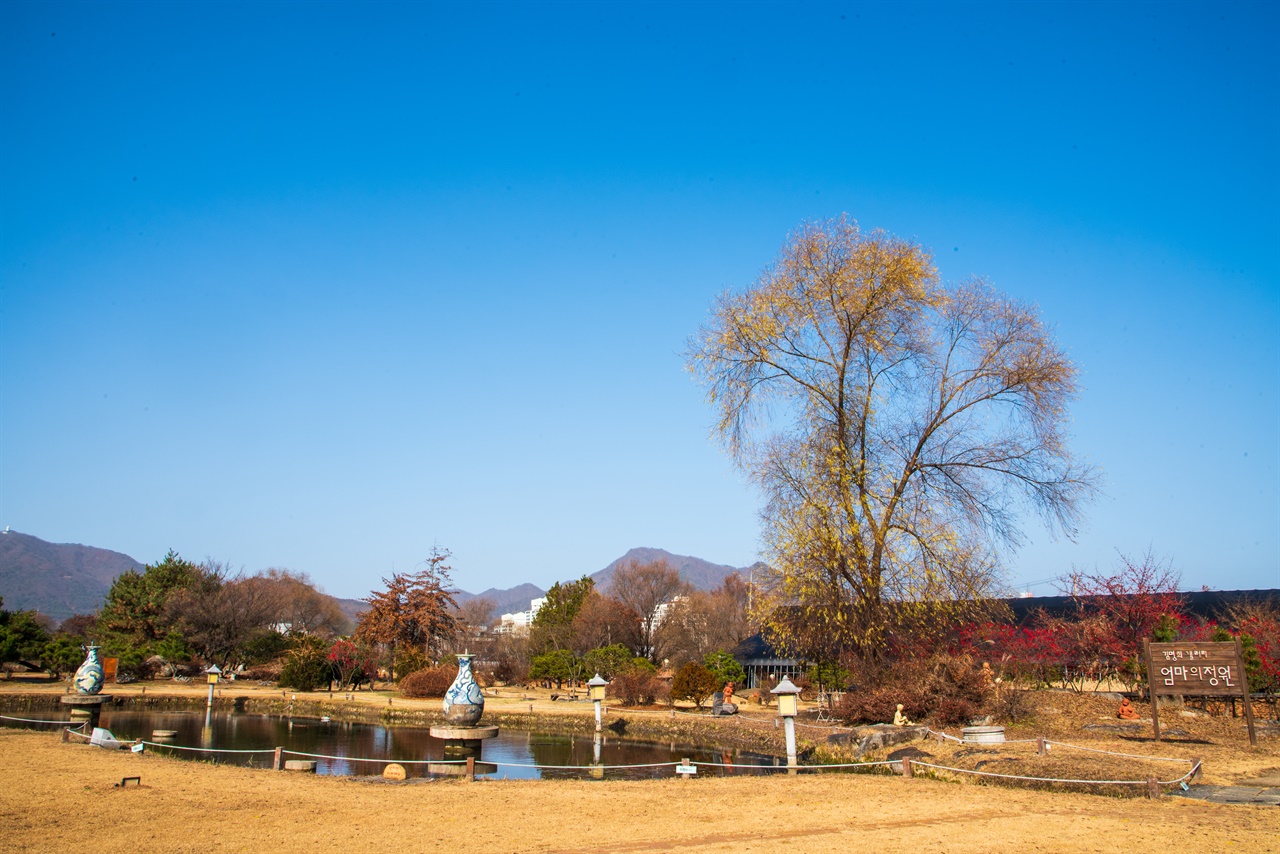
[
  {"xmin": 583, "ymin": 644, "xmax": 635, "ymax": 679},
  {"xmin": 702, "ymin": 650, "xmax": 745, "ymax": 689},
  {"xmin": 42, "ymin": 634, "xmax": 85, "ymax": 678},
  {"xmin": 241, "ymin": 631, "xmax": 291, "ymax": 665},
  {"xmin": 279, "ymin": 640, "xmax": 333, "ymax": 692}
]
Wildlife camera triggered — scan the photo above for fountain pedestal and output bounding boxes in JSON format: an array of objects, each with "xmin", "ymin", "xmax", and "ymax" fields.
[
  {"xmin": 428, "ymin": 724, "xmax": 499, "ymax": 776},
  {"xmin": 60, "ymin": 694, "xmax": 112, "ymax": 730}
]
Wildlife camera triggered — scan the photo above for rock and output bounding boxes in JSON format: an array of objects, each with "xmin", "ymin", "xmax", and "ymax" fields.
[
  {"xmin": 1082, "ymin": 723, "xmax": 1145, "ymax": 735},
  {"xmin": 887, "ymin": 746, "xmax": 933, "ymax": 761},
  {"xmin": 382, "ymin": 763, "xmax": 406, "ymax": 781},
  {"xmin": 968, "ymin": 715, "xmax": 993, "ymax": 726},
  {"xmin": 284, "ymin": 760, "xmax": 317, "ymax": 772},
  {"xmin": 827, "ymin": 724, "xmax": 928, "ymax": 758},
  {"xmin": 712, "ymin": 702, "xmax": 738, "ymax": 716}
]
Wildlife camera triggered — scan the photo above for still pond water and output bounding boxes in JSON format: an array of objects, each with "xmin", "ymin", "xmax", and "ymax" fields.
[{"xmin": 9, "ymin": 710, "xmax": 783, "ymax": 780}]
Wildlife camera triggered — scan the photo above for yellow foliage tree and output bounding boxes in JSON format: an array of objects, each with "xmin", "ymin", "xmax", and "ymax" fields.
[{"xmin": 687, "ymin": 217, "xmax": 1096, "ymax": 663}]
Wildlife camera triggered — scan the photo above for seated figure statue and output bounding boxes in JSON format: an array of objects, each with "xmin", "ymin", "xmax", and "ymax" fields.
[
  {"xmin": 893, "ymin": 703, "xmax": 913, "ymax": 727},
  {"xmin": 1117, "ymin": 697, "xmax": 1140, "ymax": 720}
]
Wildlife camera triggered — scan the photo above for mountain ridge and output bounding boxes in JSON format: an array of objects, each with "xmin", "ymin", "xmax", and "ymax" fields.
[{"xmin": 0, "ymin": 531, "xmax": 755, "ymax": 622}]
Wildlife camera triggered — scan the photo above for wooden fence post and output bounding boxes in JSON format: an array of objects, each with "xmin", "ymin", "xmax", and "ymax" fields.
[
  {"xmin": 902, "ymin": 759, "xmax": 913, "ymax": 778},
  {"xmin": 465, "ymin": 757, "xmax": 475, "ymax": 782},
  {"xmin": 1036, "ymin": 737, "xmax": 1047, "ymax": 756},
  {"xmin": 272, "ymin": 746, "xmax": 283, "ymax": 771},
  {"xmin": 1146, "ymin": 778, "xmax": 1161, "ymax": 800}
]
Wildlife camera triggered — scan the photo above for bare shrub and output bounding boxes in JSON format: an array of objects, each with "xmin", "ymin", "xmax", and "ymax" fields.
[
  {"xmin": 992, "ymin": 684, "xmax": 1033, "ymax": 723},
  {"xmin": 398, "ymin": 666, "xmax": 455, "ymax": 698},
  {"xmin": 608, "ymin": 672, "xmax": 668, "ymax": 706}
]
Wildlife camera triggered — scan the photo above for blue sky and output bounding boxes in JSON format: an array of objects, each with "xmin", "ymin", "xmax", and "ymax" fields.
[{"xmin": 2, "ymin": 1, "xmax": 1276, "ymax": 600}]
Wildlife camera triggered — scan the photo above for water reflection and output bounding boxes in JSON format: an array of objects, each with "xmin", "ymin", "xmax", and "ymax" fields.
[{"xmin": 7, "ymin": 710, "xmax": 780, "ymax": 779}]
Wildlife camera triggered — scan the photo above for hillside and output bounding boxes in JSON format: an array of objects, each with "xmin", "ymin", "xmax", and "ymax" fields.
[
  {"xmin": 455, "ymin": 583, "xmax": 547, "ymax": 617},
  {"xmin": 0, "ymin": 532, "xmax": 751, "ymax": 624},
  {"xmin": 0, "ymin": 530, "xmax": 142, "ymax": 620},
  {"xmin": 590, "ymin": 546, "xmax": 756, "ymax": 592}
]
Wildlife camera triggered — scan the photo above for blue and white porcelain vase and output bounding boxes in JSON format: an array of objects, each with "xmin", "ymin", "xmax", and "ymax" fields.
[
  {"xmin": 442, "ymin": 653, "xmax": 484, "ymax": 725},
  {"xmin": 74, "ymin": 646, "xmax": 105, "ymax": 695}
]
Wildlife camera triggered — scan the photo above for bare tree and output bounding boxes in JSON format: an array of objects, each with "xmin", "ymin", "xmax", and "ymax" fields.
[
  {"xmin": 607, "ymin": 559, "xmax": 691, "ymax": 662},
  {"xmin": 257, "ymin": 569, "xmax": 349, "ymax": 637},
  {"xmin": 660, "ymin": 574, "xmax": 757, "ymax": 666},
  {"xmin": 570, "ymin": 591, "xmax": 640, "ymax": 655},
  {"xmin": 166, "ymin": 561, "xmax": 283, "ymax": 669},
  {"xmin": 455, "ymin": 597, "xmax": 497, "ymax": 634},
  {"xmin": 688, "ymin": 217, "xmax": 1097, "ymax": 661}
]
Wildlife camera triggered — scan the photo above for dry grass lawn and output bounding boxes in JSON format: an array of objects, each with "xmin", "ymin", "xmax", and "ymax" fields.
[{"xmin": 1, "ymin": 728, "xmax": 1277, "ymax": 853}]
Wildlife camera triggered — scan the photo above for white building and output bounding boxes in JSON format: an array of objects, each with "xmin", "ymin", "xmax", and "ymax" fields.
[{"xmin": 497, "ymin": 596, "xmax": 546, "ymax": 635}]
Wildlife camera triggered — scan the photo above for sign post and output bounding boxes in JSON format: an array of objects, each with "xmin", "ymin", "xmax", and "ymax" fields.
[{"xmin": 1143, "ymin": 639, "xmax": 1256, "ymax": 746}]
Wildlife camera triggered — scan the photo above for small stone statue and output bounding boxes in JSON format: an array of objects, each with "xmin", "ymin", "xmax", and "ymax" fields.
[
  {"xmin": 1117, "ymin": 697, "xmax": 1140, "ymax": 720},
  {"xmin": 980, "ymin": 662, "xmax": 995, "ymax": 691},
  {"xmin": 893, "ymin": 703, "xmax": 913, "ymax": 727}
]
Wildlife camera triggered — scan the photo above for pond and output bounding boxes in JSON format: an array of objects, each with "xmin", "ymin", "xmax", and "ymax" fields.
[{"xmin": 3, "ymin": 710, "xmax": 784, "ymax": 780}]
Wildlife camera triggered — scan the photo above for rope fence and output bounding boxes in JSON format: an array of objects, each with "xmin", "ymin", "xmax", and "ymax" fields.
[{"xmin": 0, "ymin": 713, "xmax": 85, "ymax": 725}]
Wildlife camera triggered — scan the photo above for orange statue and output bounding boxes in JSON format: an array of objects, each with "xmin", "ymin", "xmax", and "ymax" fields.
[{"xmin": 1117, "ymin": 697, "xmax": 1140, "ymax": 720}]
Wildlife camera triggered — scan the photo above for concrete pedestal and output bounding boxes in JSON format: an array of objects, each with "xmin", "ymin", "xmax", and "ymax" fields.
[
  {"xmin": 60, "ymin": 694, "xmax": 112, "ymax": 730},
  {"xmin": 429, "ymin": 724, "xmax": 499, "ymax": 772}
]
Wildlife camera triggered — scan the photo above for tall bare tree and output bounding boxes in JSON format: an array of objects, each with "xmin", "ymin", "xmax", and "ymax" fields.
[
  {"xmin": 354, "ymin": 545, "xmax": 459, "ymax": 674},
  {"xmin": 607, "ymin": 559, "xmax": 691, "ymax": 662},
  {"xmin": 257, "ymin": 568, "xmax": 349, "ymax": 636},
  {"xmin": 687, "ymin": 217, "xmax": 1096, "ymax": 661},
  {"xmin": 570, "ymin": 591, "xmax": 641, "ymax": 655},
  {"xmin": 166, "ymin": 561, "xmax": 282, "ymax": 669}
]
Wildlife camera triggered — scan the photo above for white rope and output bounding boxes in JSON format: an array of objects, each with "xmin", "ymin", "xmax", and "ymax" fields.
[
  {"xmin": 488, "ymin": 760, "xmax": 680, "ymax": 770},
  {"xmin": 1045, "ymin": 740, "xmax": 1197, "ymax": 763},
  {"xmin": 281, "ymin": 749, "xmax": 459, "ymax": 764},
  {"xmin": 141, "ymin": 741, "xmax": 276, "ymax": 754},
  {"xmin": 0, "ymin": 713, "xmax": 82, "ymax": 725},
  {"xmin": 911, "ymin": 761, "xmax": 1194, "ymax": 787}
]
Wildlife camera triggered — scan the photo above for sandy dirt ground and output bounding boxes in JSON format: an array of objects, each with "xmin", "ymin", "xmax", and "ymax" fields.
[{"xmin": 1, "ymin": 727, "xmax": 1277, "ymax": 854}]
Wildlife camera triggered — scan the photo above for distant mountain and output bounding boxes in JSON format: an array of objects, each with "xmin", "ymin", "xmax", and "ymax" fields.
[
  {"xmin": 334, "ymin": 597, "xmax": 369, "ymax": 628},
  {"xmin": 590, "ymin": 547, "xmax": 756, "ymax": 592},
  {"xmin": 0, "ymin": 531, "xmax": 750, "ymax": 626},
  {"xmin": 0, "ymin": 530, "xmax": 142, "ymax": 620},
  {"xmin": 456, "ymin": 583, "xmax": 547, "ymax": 617}
]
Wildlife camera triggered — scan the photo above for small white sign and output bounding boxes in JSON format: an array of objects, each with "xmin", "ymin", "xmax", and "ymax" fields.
[{"xmin": 675, "ymin": 764, "xmax": 697, "ymax": 775}]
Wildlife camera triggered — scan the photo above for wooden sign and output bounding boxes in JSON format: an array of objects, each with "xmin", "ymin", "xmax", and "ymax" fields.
[{"xmin": 1144, "ymin": 639, "xmax": 1256, "ymax": 746}]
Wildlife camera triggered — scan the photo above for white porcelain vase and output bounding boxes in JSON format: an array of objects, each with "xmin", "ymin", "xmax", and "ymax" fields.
[
  {"xmin": 442, "ymin": 654, "xmax": 484, "ymax": 725},
  {"xmin": 74, "ymin": 646, "xmax": 105, "ymax": 695}
]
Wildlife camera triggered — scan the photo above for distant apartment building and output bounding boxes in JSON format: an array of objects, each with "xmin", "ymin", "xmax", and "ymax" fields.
[{"xmin": 496, "ymin": 596, "xmax": 547, "ymax": 635}]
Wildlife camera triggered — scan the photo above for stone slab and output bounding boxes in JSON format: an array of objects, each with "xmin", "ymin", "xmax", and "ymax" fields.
[
  {"xmin": 1171, "ymin": 785, "xmax": 1280, "ymax": 806},
  {"xmin": 284, "ymin": 760, "xmax": 317, "ymax": 772},
  {"xmin": 59, "ymin": 695, "xmax": 113, "ymax": 706},
  {"xmin": 428, "ymin": 761, "xmax": 497, "ymax": 776},
  {"xmin": 429, "ymin": 725, "xmax": 499, "ymax": 741}
]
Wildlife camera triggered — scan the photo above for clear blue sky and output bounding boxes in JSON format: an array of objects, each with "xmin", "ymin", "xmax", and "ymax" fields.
[{"xmin": 2, "ymin": 1, "xmax": 1277, "ymax": 600}]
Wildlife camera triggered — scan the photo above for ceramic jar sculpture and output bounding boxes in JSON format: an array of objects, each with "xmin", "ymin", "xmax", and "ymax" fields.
[
  {"xmin": 74, "ymin": 646, "xmax": 105, "ymax": 695},
  {"xmin": 442, "ymin": 653, "xmax": 484, "ymax": 725}
]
